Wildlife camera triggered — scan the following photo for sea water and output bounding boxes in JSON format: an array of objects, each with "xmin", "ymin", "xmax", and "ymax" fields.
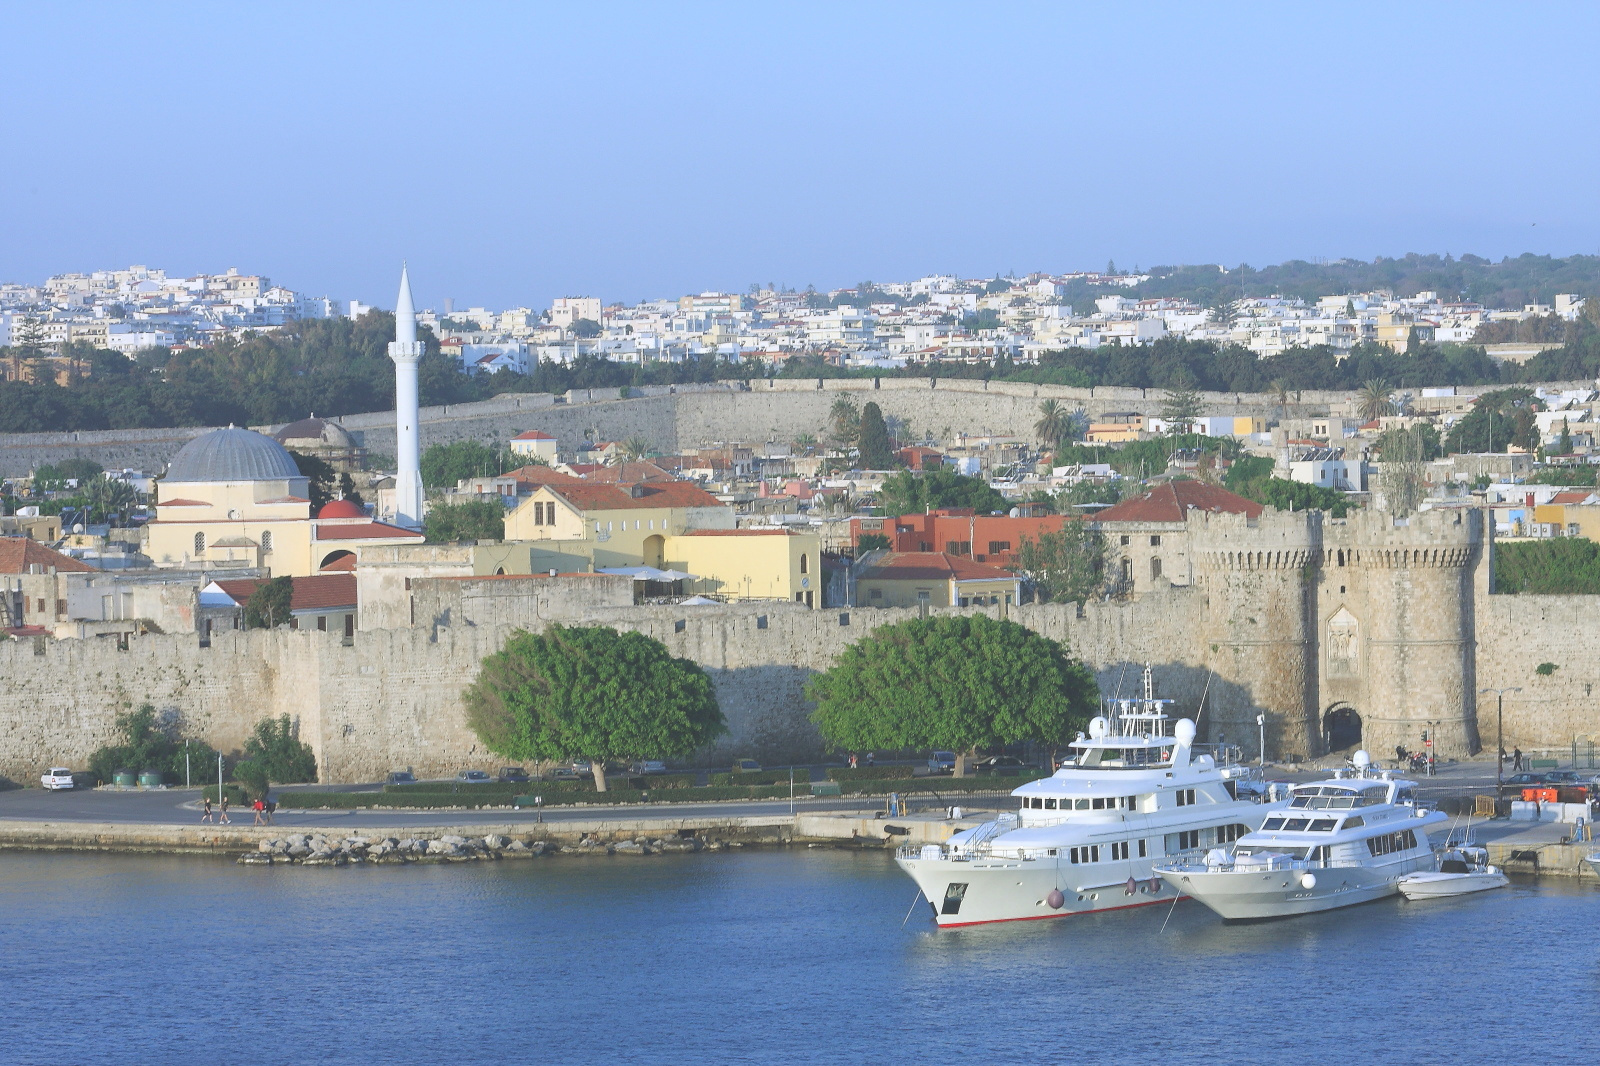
[{"xmin": 0, "ymin": 850, "xmax": 1594, "ymax": 1065}]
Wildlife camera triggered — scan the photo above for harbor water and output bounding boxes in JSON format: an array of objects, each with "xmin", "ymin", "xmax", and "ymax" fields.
[{"xmin": 1, "ymin": 849, "xmax": 1595, "ymax": 1065}]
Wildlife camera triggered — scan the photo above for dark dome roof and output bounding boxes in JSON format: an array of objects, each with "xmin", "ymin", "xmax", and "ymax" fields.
[
  {"xmin": 164, "ymin": 427, "xmax": 302, "ymax": 484},
  {"xmin": 274, "ymin": 416, "xmax": 354, "ymax": 448}
]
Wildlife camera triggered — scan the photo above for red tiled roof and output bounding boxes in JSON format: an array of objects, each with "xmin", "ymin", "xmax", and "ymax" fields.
[
  {"xmin": 212, "ymin": 573, "xmax": 357, "ymax": 612},
  {"xmin": 1093, "ymin": 482, "xmax": 1263, "ymax": 524},
  {"xmin": 158, "ymin": 498, "xmax": 211, "ymax": 507},
  {"xmin": 685, "ymin": 528, "xmax": 795, "ymax": 536},
  {"xmin": 0, "ymin": 537, "xmax": 97, "ymax": 574},
  {"xmin": 315, "ymin": 521, "xmax": 423, "ymax": 541},
  {"xmin": 544, "ymin": 480, "xmax": 724, "ymax": 512},
  {"xmin": 582, "ymin": 462, "xmax": 675, "ymax": 483},
  {"xmin": 505, "ymin": 465, "xmax": 583, "ymax": 485},
  {"xmin": 1548, "ymin": 491, "xmax": 1597, "ymax": 505},
  {"xmin": 319, "ymin": 553, "xmax": 358, "ymax": 571},
  {"xmin": 512, "ymin": 431, "xmax": 555, "ymax": 440},
  {"xmin": 858, "ymin": 551, "xmax": 1016, "ymax": 582}
]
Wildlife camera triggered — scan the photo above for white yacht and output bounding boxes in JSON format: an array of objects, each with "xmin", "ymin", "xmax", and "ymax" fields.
[
  {"xmin": 895, "ymin": 669, "xmax": 1283, "ymax": 928},
  {"xmin": 1156, "ymin": 752, "xmax": 1449, "ymax": 921}
]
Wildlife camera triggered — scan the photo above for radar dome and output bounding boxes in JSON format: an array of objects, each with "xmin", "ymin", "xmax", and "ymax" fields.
[
  {"xmin": 1352, "ymin": 750, "xmax": 1371, "ymax": 768},
  {"xmin": 1088, "ymin": 716, "xmax": 1108, "ymax": 740},
  {"xmin": 1173, "ymin": 718, "xmax": 1197, "ymax": 745}
]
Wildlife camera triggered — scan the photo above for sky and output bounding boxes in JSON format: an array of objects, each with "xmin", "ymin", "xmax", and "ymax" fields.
[{"xmin": 2, "ymin": 2, "xmax": 1598, "ymax": 311}]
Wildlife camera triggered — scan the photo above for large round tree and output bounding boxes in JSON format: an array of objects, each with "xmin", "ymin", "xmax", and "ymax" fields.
[
  {"xmin": 464, "ymin": 624, "xmax": 725, "ymax": 791},
  {"xmin": 806, "ymin": 615, "xmax": 1097, "ymax": 775}
]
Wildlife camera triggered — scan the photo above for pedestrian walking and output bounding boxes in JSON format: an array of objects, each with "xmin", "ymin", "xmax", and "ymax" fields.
[
  {"xmin": 265, "ymin": 796, "xmax": 277, "ymax": 825},
  {"xmin": 866, "ymin": 752, "xmax": 875, "ymax": 767},
  {"xmin": 200, "ymin": 795, "xmax": 213, "ymax": 823},
  {"xmin": 219, "ymin": 793, "xmax": 231, "ymax": 824},
  {"xmin": 1513, "ymin": 747, "xmax": 1523, "ymax": 772},
  {"xmin": 849, "ymin": 753, "xmax": 858, "ymax": 770},
  {"xmin": 252, "ymin": 797, "xmax": 265, "ymax": 825}
]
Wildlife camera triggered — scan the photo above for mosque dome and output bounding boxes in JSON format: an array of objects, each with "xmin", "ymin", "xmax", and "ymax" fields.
[
  {"xmin": 163, "ymin": 427, "xmax": 303, "ymax": 483},
  {"xmin": 317, "ymin": 498, "xmax": 364, "ymax": 519},
  {"xmin": 274, "ymin": 415, "xmax": 355, "ymax": 451}
]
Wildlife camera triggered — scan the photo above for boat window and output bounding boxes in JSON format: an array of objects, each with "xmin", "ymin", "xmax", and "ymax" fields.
[
  {"xmin": 1289, "ymin": 796, "xmax": 1312, "ymax": 808},
  {"xmin": 1361, "ymin": 785, "xmax": 1390, "ymax": 806},
  {"xmin": 1092, "ymin": 797, "xmax": 1106, "ymax": 810},
  {"xmin": 1074, "ymin": 799, "xmax": 1090, "ymax": 810},
  {"xmin": 1069, "ymin": 845, "xmax": 1100, "ymax": 864},
  {"xmin": 1283, "ymin": 818, "xmax": 1310, "ymax": 831},
  {"xmin": 1341, "ymin": 816, "xmax": 1364, "ymax": 829},
  {"xmin": 1396, "ymin": 788, "xmax": 1416, "ymax": 805},
  {"xmin": 1175, "ymin": 788, "xmax": 1196, "ymax": 807},
  {"xmin": 1138, "ymin": 839, "xmax": 1147, "ymax": 858},
  {"xmin": 1262, "ymin": 817, "xmax": 1286, "ymax": 831},
  {"xmin": 1310, "ymin": 819, "xmax": 1338, "ymax": 831},
  {"xmin": 1439, "ymin": 859, "xmax": 1471, "ymax": 874},
  {"xmin": 1044, "ymin": 797, "xmax": 1057, "ymax": 810},
  {"xmin": 1030, "ymin": 797, "xmax": 1043, "ymax": 809}
]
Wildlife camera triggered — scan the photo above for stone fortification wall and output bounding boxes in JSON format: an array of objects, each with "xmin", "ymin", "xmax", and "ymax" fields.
[{"xmin": 1475, "ymin": 594, "xmax": 1600, "ymax": 752}]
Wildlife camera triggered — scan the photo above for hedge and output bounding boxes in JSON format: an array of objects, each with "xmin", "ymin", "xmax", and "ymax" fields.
[
  {"xmin": 201, "ymin": 784, "xmax": 251, "ymax": 805},
  {"xmin": 278, "ymin": 784, "xmax": 802, "ymax": 810},
  {"xmin": 708, "ymin": 769, "xmax": 810, "ymax": 787},
  {"xmin": 625, "ymin": 773, "xmax": 699, "ymax": 790},
  {"xmin": 837, "ymin": 775, "xmax": 1048, "ymax": 796},
  {"xmin": 826, "ymin": 766, "xmax": 915, "ymax": 782},
  {"xmin": 384, "ymin": 780, "xmax": 591, "ymax": 795}
]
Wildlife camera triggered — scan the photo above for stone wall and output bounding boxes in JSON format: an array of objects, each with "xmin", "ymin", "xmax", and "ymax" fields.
[{"xmin": 1475, "ymin": 593, "xmax": 1600, "ymax": 754}]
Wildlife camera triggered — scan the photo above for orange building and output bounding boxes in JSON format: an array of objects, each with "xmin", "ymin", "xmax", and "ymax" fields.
[{"xmin": 849, "ymin": 508, "xmax": 1072, "ymax": 565}]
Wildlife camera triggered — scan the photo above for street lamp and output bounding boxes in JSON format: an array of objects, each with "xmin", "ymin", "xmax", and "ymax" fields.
[
  {"xmin": 1256, "ymin": 714, "xmax": 1266, "ymax": 768},
  {"xmin": 1480, "ymin": 687, "xmax": 1521, "ymax": 787}
]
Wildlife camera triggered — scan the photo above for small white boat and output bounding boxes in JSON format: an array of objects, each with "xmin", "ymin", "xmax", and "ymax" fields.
[
  {"xmin": 1585, "ymin": 852, "xmax": 1600, "ymax": 880},
  {"xmin": 1398, "ymin": 848, "xmax": 1508, "ymax": 900}
]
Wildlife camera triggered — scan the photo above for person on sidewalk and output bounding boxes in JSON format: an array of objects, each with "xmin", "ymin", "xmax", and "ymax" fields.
[
  {"xmin": 1512, "ymin": 747, "xmax": 1523, "ymax": 772},
  {"xmin": 252, "ymin": 797, "xmax": 265, "ymax": 825},
  {"xmin": 219, "ymin": 794, "xmax": 231, "ymax": 825},
  {"xmin": 200, "ymin": 795, "xmax": 213, "ymax": 823}
]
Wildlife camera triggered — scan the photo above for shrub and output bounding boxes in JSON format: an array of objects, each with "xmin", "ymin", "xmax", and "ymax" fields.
[
  {"xmin": 241, "ymin": 715, "xmax": 317, "ymax": 783},
  {"xmin": 1536, "ymin": 662, "xmax": 1558, "ymax": 676},
  {"xmin": 201, "ymin": 784, "xmax": 250, "ymax": 805},
  {"xmin": 625, "ymin": 773, "xmax": 699, "ymax": 789},
  {"xmin": 826, "ymin": 765, "xmax": 915, "ymax": 782},
  {"xmin": 87, "ymin": 704, "xmax": 222, "ymax": 787},
  {"xmin": 836, "ymin": 774, "xmax": 1048, "ymax": 796},
  {"xmin": 279, "ymin": 783, "xmax": 800, "ymax": 809},
  {"xmin": 708, "ymin": 769, "xmax": 810, "ymax": 787}
]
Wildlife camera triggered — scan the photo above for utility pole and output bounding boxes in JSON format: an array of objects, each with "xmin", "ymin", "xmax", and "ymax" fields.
[{"xmin": 1481, "ymin": 687, "xmax": 1522, "ymax": 788}]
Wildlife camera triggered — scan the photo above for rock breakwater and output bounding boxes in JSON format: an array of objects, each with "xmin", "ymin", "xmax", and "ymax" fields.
[{"xmin": 239, "ymin": 831, "xmax": 716, "ymax": 866}]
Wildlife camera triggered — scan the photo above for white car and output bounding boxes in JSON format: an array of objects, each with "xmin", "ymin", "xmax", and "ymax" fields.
[{"xmin": 41, "ymin": 767, "xmax": 76, "ymax": 791}]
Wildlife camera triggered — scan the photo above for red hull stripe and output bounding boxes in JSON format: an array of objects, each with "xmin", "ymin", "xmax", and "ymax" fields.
[{"xmin": 935, "ymin": 895, "xmax": 1185, "ymax": 928}]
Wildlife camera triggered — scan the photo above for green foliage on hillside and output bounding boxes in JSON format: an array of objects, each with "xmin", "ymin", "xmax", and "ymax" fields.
[
  {"xmin": 424, "ymin": 499, "xmax": 506, "ymax": 543},
  {"xmin": 421, "ymin": 440, "xmax": 513, "ymax": 488},
  {"xmin": 875, "ymin": 468, "xmax": 1009, "ymax": 518},
  {"xmin": 1222, "ymin": 454, "xmax": 1354, "ymax": 517},
  {"xmin": 86, "ymin": 703, "xmax": 222, "ymax": 786},
  {"xmin": 1526, "ymin": 465, "xmax": 1600, "ymax": 487},
  {"xmin": 806, "ymin": 616, "xmax": 1096, "ymax": 769},
  {"xmin": 1494, "ymin": 539, "xmax": 1600, "ymax": 594},
  {"xmin": 1443, "ymin": 388, "xmax": 1541, "ymax": 454}
]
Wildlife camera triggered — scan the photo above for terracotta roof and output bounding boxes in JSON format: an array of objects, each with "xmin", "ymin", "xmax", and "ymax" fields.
[
  {"xmin": 315, "ymin": 521, "xmax": 423, "ymax": 541},
  {"xmin": 1548, "ymin": 491, "xmax": 1598, "ymax": 505},
  {"xmin": 505, "ymin": 465, "xmax": 583, "ymax": 485},
  {"xmin": 685, "ymin": 528, "xmax": 796, "ymax": 536},
  {"xmin": 158, "ymin": 498, "xmax": 212, "ymax": 507},
  {"xmin": 581, "ymin": 462, "xmax": 675, "ymax": 483},
  {"xmin": 318, "ymin": 499, "xmax": 364, "ymax": 519},
  {"xmin": 512, "ymin": 431, "xmax": 555, "ymax": 440},
  {"xmin": 1093, "ymin": 482, "xmax": 1263, "ymax": 524},
  {"xmin": 0, "ymin": 537, "xmax": 97, "ymax": 574},
  {"xmin": 544, "ymin": 480, "xmax": 724, "ymax": 512},
  {"xmin": 319, "ymin": 553, "xmax": 358, "ymax": 571},
  {"xmin": 858, "ymin": 551, "xmax": 1016, "ymax": 582},
  {"xmin": 211, "ymin": 573, "xmax": 357, "ymax": 612}
]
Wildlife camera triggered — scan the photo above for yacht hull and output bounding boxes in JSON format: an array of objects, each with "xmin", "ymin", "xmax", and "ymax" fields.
[
  {"xmin": 896, "ymin": 855, "xmax": 1180, "ymax": 927},
  {"xmin": 1398, "ymin": 871, "xmax": 1508, "ymax": 899},
  {"xmin": 1160, "ymin": 854, "xmax": 1433, "ymax": 921}
]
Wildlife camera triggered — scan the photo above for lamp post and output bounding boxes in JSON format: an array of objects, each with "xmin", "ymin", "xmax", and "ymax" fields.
[
  {"xmin": 1256, "ymin": 714, "xmax": 1266, "ymax": 768},
  {"xmin": 1480, "ymin": 687, "xmax": 1522, "ymax": 788}
]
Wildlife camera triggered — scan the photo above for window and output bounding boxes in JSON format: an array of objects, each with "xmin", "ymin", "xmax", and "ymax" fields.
[
  {"xmin": 1176, "ymin": 829, "xmax": 1201, "ymax": 850},
  {"xmin": 869, "ymin": 588, "xmax": 883, "ymax": 601},
  {"xmin": 1108, "ymin": 841, "xmax": 1130, "ymax": 861},
  {"xmin": 261, "ymin": 531, "xmax": 272, "ymax": 553},
  {"xmin": 941, "ymin": 883, "xmax": 968, "ymax": 915},
  {"xmin": 534, "ymin": 502, "xmax": 545, "ymax": 525},
  {"xmin": 1216, "ymin": 823, "xmax": 1249, "ymax": 843},
  {"xmin": 1150, "ymin": 535, "xmax": 1161, "ymax": 547},
  {"xmin": 1262, "ymin": 817, "xmax": 1286, "ymax": 831},
  {"xmin": 1174, "ymin": 788, "xmax": 1196, "ymax": 807},
  {"xmin": 1069, "ymin": 845, "xmax": 1101, "ymax": 864},
  {"xmin": 1366, "ymin": 829, "xmax": 1418, "ymax": 857},
  {"xmin": 194, "ymin": 532, "xmax": 205, "ymax": 555},
  {"xmin": 799, "ymin": 554, "xmax": 808, "ymax": 575},
  {"xmin": 987, "ymin": 541, "xmax": 1011, "ymax": 555},
  {"xmin": 1150, "ymin": 557, "xmax": 1162, "ymax": 580},
  {"xmin": 946, "ymin": 540, "xmax": 970, "ymax": 556},
  {"xmin": 1074, "ymin": 798, "xmax": 1090, "ymax": 810},
  {"xmin": 958, "ymin": 597, "xmax": 969, "ymax": 607},
  {"xmin": 1120, "ymin": 535, "xmax": 1130, "ymax": 546},
  {"xmin": 317, "ymin": 616, "xmax": 327, "ymax": 631},
  {"xmin": 1122, "ymin": 557, "xmax": 1132, "ymax": 582},
  {"xmin": 1137, "ymin": 839, "xmax": 1147, "ymax": 858},
  {"xmin": 1043, "ymin": 798, "xmax": 1057, "ymax": 810},
  {"xmin": 1341, "ymin": 816, "xmax": 1364, "ymax": 829}
]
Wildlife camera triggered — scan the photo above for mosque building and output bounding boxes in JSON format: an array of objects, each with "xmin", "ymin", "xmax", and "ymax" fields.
[{"xmin": 145, "ymin": 426, "xmax": 420, "ymax": 576}]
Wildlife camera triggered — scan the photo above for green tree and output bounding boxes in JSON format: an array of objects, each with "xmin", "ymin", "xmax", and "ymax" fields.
[
  {"xmin": 828, "ymin": 396, "xmax": 860, "ymax": 447},
  {"xmin": 1356, "ymin": 379, "xmax": 1393, "ymax": 423},
  {"xmin": 857, "ymin": 401, "xmax": 894, "ymax": 468},
  {"xmin": 1159, "ymin": 369, "xmax": 1202, "ymax": 431},
  {"xmin": 420, "ymin": 440, "xmax": 509, "ymax": 488},
  {"xmin": 84, "ymin": 475, "xmax": 136, "ymax": 523},
  {"xmin": 463, "ymin": 624, "xmax": 725, "ymax": 791},
  {"xmin": 424, "ymin": 499, "xmax": 506, "ymax": 542},
  {"xmin": 875, "ymin": 468, "xmax": 1009, "ymax": 518},
  {"xmin": 806, "ymin": 615, "xmax": 1097, "ymax": 776},
  {"xmin": 86, "ymin": 703, "xmax": 220, "ymax": 785},
  {"xmin": 289, "ymin": 451, "xmax": 342, "ymax": 512},
  {"xmin": 1443, "ymin": 388, "xmax": 1539, "ymax": 454},
  {"xmin": 239, "ymin": 714, "xmax": 317, "ymax": 784},
  {"xmin": 32, "ymin": 458, "xmax": 104, "ymax": 491},
  {"xmin": 1014, "ymin": 522, "xmax": 1107, "ymax": 604},
  {"xmin": 1495, "ymin": 539, "xmax": 1600, "ymax": 593},
  {"xmin": 1034, "ymin": 399, "xmax": 1068, "ymax": 447},
  {"xmin": 856, "ymin": 532, "xmax": 892, "ymax": 553},
  {"xmin": 620, "ymin": 435, "xmax": 653, "ymax": 462},
  {"xmin": 244, "ymin": 576, "xmax": 294, "ymax": 629}
]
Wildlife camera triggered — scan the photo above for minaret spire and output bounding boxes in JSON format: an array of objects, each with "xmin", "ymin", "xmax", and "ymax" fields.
[{"xmin": 387, "ymin": 262, "xmax": 425, "ymax": 529}]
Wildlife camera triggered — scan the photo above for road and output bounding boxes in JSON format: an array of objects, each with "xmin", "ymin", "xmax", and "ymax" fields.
[{"xmin": 0, "ymin": 758, "xmax": 1514, "ymax": 830}]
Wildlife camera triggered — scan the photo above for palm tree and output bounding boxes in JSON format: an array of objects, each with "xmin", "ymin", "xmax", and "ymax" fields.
[
  {"xmin": 1357, "ymin": 379, "xmax": 1393, "ymax": 423},
  {"xmin": 85, "ymin": 476, "xmax": 137, "ymax": 524},
  {"xmin": 1268, "ymin": 377, "xmax": 1290, "ymax": 426},
  {"xmin": 620, "ymin": 436, "xmax": 653, "ymax": 462},
  {"xmin": 1035, "ymin": 399, "xmax": 1068, "ymax": 446},
  {"xmin": 793, "ymin": 432, "xmax": 818, "ymax": 454},
  {"xmin": 828, "ymin": 396, "xmax": 860, "ymax": 446}
]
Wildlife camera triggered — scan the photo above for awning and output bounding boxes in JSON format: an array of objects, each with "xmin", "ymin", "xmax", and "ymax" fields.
[{"xmin": 597, "ymin": 566, "xmax": 699, "ymax": 582}]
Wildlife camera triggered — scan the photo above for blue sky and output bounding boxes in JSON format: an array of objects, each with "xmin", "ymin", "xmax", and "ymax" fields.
[{"xmin": 2, "ymin": 3, "xmax": 1597, "ymax": 310}]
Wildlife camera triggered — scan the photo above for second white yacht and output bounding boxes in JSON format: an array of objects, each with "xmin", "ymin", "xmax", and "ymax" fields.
[
  {"xmin": 896, "ymin": 668, "xmax": 1283, "ymax": 928},
  {"xmin": 1156, "ymin": 752, "xmax": 1449, "ymax": 920}
]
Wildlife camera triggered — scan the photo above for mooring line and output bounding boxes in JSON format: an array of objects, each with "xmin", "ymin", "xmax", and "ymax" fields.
[{"xmin": 902, "ymin": 888, "xmax": 925, "ymax": 928}]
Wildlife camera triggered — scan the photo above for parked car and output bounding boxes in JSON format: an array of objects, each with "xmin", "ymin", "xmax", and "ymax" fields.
[
  {"xmin": 571, "ymin": 760, "xmax": 593, "ymax": 777},
  {"xmin": 974, "ymin": 755, "xmax": 1028, "ymax": 775},
  {"xmin": 732, "ymin": 758, "xmax": 762, "ymax": 774},
  {"xmin": 632, "ymin": 760, "xmax": 668, "ymax": 775},
  {"xmin": 498, "ymin": 767, "xmax": 531, "ymax": 783},
  {"xmin": 545, "ymin": 767, "xmax": 579, "ymax": 783},
  {"xmin": 927, "ymin": 751, "xmax": 956, "ymax": 774},
  {"xmin": 455, "ymin": 769, "xmax": 492, "ymax": 784},
  {"xmin": 40, "ymin": 767, "xmax": 75, "ymax": 791},
  {"xmin": 1497, "ymin": 771, "xmax": 1552, "ymax": 795},
  {"xmin": 385, "ymin": 771, "xmax": 416, "ymax": 786}
]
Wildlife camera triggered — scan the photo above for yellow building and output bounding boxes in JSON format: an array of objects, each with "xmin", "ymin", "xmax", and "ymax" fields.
[
  {"xmin": 147, "ymin": 427, "xmax": 421, "ymax": 576},
  {"xmin": 1085, "ymin": 412, "xmax": 1145, "ymax": 443},
  {"xmin": 667, "ymin": 529, "xmax": 822, "ymax": 607},
  {"xmin": 854, "ymin": 551, "xmax": 1020, "ymax": 608},
  {"xmin": 505, "ymin": 478, "xmax": 733, "ymax": 567},
  {"xmin": 1532, "ymin": 492, "xmax": 1600, "ymax": 540}
]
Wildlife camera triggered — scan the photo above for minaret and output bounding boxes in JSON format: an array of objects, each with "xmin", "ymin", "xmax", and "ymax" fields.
[{"xmin": 388, "ymin": 263, "xmax": 425, "ymax": 529}]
